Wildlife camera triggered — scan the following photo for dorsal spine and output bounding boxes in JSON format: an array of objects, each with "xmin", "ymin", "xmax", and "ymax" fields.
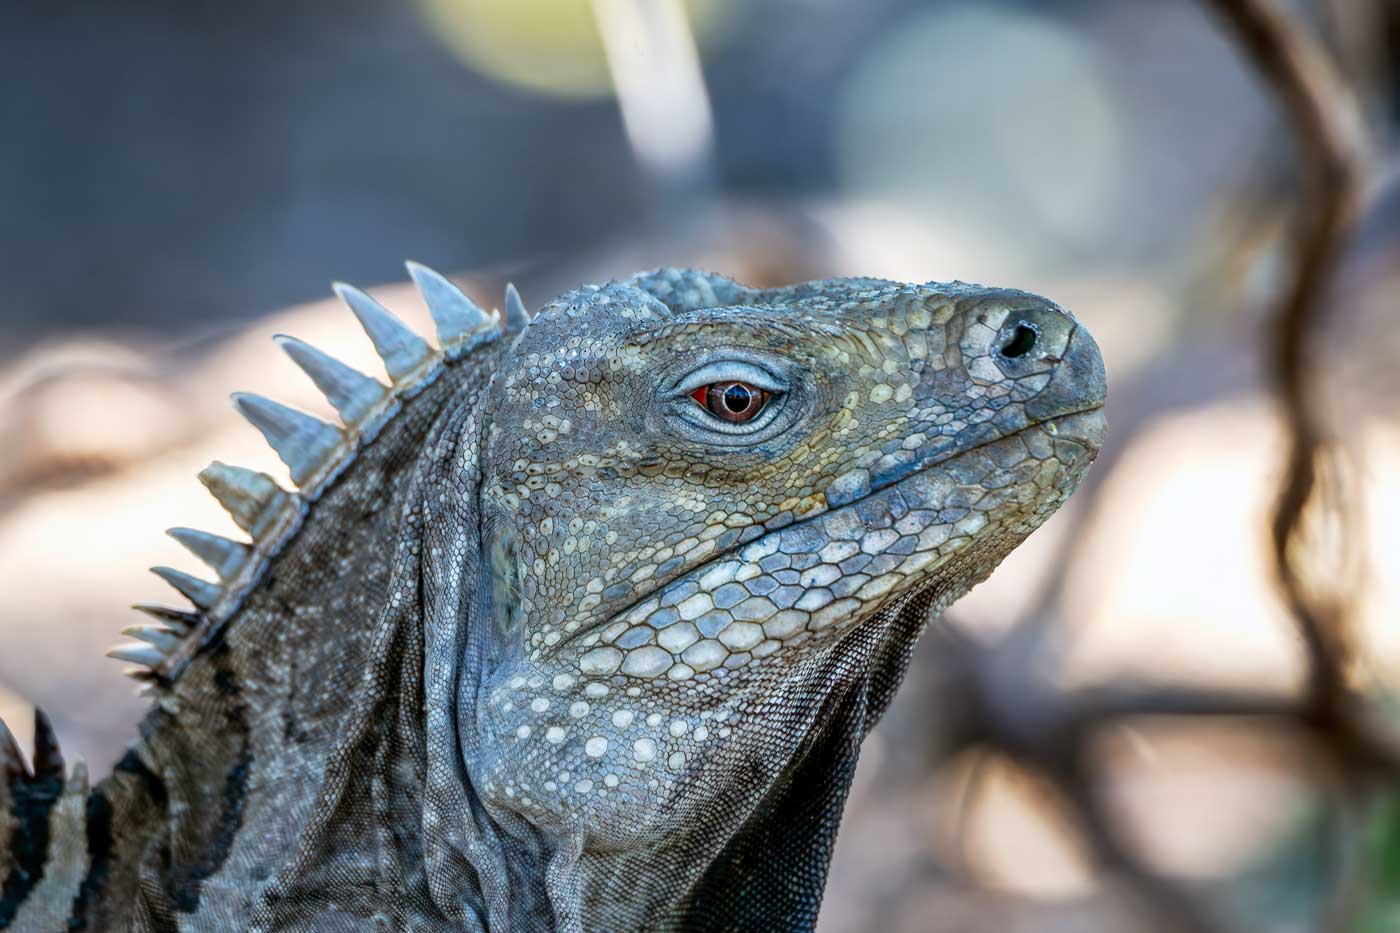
[{"xmin": 106, "ymin": 264, "xmax": 526, "ymax": 684}]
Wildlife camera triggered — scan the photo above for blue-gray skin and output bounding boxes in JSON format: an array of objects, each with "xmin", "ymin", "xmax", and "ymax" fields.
[{"xmin": 0, "ymin": 268, "xmax": 1104, "ymax": 932}]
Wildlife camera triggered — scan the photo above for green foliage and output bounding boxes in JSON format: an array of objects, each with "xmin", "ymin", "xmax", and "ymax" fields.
[{"xmin": 1359, "ymin": 790, "xmax": 1400, "ymax": 932}]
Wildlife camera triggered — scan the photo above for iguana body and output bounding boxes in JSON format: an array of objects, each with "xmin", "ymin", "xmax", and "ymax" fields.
[{"xmin": 0, "ymin": 266, "xmax": 1105, "ymax": 931}]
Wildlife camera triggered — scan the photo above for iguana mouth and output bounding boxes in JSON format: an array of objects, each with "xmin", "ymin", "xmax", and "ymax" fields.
[
  {"xmin": 567, "ymin": 407, "xmax": 1105, "ymax": 677},
  {"xmin": 897, "ymin": 403, "xmax": 1106, "ymax": 472}
]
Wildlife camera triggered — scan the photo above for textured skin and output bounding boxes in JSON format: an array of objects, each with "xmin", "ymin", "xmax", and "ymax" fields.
[{"xmin": 0, "ymin": 267, "xmax": 1105, "ymax": 931}]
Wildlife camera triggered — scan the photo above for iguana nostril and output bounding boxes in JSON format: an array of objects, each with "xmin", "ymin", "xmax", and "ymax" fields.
[{"xmin": 1000, "ymin": 324, "xmax": 1038, "ymax": 359}]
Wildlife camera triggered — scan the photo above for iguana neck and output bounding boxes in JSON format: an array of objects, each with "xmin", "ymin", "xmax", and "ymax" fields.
[
  {"xmin": 449, "ymin": 587, "xmax": 946, "ymax": 930},
  {"xmin": 73, "ymin": 358, "xmax": 494, "ymax": 928}
]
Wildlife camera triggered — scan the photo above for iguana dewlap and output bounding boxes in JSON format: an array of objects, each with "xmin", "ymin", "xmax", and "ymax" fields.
[{"xmin": 0, "ymin": 267, "xmax": 1105, "ymax": 931}]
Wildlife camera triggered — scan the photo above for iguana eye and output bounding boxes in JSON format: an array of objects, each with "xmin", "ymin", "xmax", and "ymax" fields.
[{"xmin": 689, "ymin": 381, "xmax": 771, "ymax": 423}]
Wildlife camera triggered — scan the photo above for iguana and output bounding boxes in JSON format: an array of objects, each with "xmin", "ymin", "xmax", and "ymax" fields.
[{"xmin": 0, "ymin": 266, "xmax": 1105, "ymax": 931}]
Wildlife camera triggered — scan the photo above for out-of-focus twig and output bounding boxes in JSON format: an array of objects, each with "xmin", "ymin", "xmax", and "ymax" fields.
[
  {"xmin": 592, "ymin": 0, "xmax": 718, "ymax": 208},
  {"xmin": 1075, "ymin": 0, "xmax": 1383, "ymax": 926},
  {"xmin": 1186, "ymin": 15, "xmax": 1400, "ymax": 926},
  {"xmin": 935, "ymin": 1, "xmax": 1392, "ymax": 929},
  {"xmin": 1199, "ymin": 0, "xmax": 1370, "ymax": 709}
]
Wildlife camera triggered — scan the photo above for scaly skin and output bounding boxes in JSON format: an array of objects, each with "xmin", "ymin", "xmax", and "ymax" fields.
[{"xmin": 0, "ymin": 267, "xmax": 1104, "ymax": 932}]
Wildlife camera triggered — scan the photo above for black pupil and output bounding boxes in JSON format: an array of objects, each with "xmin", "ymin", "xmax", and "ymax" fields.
[
  {"xmin": 723, "ymin": 384, "xmax": 753, "ymax": 412},
  {"xmin": 1001, "ymin": 324, "xmax": 1037, "ymax": 359}
]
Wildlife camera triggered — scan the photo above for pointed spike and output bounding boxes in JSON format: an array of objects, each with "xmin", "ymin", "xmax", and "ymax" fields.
[
  {"xmin": 152, "ymin": 566, "xmax": 221, "ymax": 610},
  {"xmin": 106, "ymin": 643, "xmax": 165, "ymax": 669},
  {"xmin": 404, "ymin": 261, "xmax": 493, "ymax": 346},
  {"xmin": 503, "ymin": 282, "xmax": 530, "ymax": 332},
  {"xmin": 0, "ymin": 717, "xmax": 23, "ymax": 779},
  {"xmin": 332, "ymin": 282, "xmax": 433, "ymax": 381},
  {"xmin": 132, "ymin": 603, "xmax": 199, "ymax": 635},
  {"xmin": 121, "ymin": 624, "xmax": 183, "ymax": 654},
  {"xmin": 167, "ymin": 527, "xmax": 248, "ymax": 582},
  {"xmin": 232, "ymin": 393, "xmax": 345, "ymax": 488},
  {"xmin": 199, "ymin": 461, "xmax": 284, "ymax": 536},
  {"xmin": 31, "ymin": 709, "xmax": 62, "ymax": 779},
  {"xmin": 274, "ymin": 335, "xmax": 387, "ymax": 427}
]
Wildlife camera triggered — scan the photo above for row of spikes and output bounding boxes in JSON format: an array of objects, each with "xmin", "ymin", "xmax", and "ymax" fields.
[{"xmin": 107, "ymin": 263, "xmax": 531, "ymax": 677}]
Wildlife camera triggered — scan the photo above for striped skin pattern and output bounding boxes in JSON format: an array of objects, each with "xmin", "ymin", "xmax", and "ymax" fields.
[{"xmin": 0, "ymin": 267, "xmax": 1105, "ymax": 931}]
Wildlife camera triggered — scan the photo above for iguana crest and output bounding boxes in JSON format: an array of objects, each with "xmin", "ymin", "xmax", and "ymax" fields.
[{"xmin": 1, "ymin": 266, "xmax": 1105, "ymax": 931}]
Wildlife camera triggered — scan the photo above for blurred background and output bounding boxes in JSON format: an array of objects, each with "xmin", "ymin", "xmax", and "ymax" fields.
[{"xmin": 1, "ymin": 0, "xmax": 1398, "ymax": 929}]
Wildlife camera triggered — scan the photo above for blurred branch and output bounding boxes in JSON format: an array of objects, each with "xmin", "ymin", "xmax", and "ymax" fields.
[
  {"xmin": 1072, "ymin": 0, "xmax": 1383, "ymax": 925},
  {"xmin": 592, "ymin": 0, "xmax": 718, "ymax": 210},
  {"xmin": 938, "ymin": 1, "xmax": 1392, "ymax": 929},
  {"xmin": 1058, "ymin": 761, "xmax": 1222, "ymax": 933},
  {"xmin": 1201, "ymin": 0, "xmax": 1370, "ymax": 709}
]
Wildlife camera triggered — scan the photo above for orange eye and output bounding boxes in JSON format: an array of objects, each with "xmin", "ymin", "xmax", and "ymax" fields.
[{"xmin": 689, "ymin": 381, "xmax": 771, "ymax": 423}]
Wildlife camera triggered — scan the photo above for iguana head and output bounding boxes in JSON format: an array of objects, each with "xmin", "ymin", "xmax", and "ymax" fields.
[{"xmin": 469, "ymin": 272, "xmax": 1105, "ymax": 853}]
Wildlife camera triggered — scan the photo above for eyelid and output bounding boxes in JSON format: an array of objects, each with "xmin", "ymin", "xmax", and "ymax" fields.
[{"xmin": 671, "ymin": 361, "xmax": 786, "ymax": 398}]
